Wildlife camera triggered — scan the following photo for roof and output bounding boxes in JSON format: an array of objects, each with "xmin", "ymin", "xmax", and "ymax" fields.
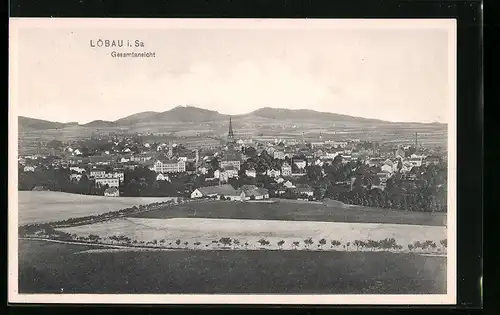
[
  {"xmin": 282, "ymin": 162, "xmax": 291, "ymax": 168},
  {"xmin": 157, "ymin": 159, "xmax": 179, "ymax": 164},
  {"xmin": 240, "ymin": 185, "xmax": 269, "ymax": 197},
  {"xmin": 196, "ymin": 184, "xmax": 239, "ymax": 196},
  {"xmin": 104, "ymin": 187, "xmax": 119, "ymax": 193}
]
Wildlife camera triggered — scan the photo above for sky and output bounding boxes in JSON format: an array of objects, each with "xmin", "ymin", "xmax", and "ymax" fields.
[{"xmin": 11, "ymin": 19, "xmax": 455, "ymax": 124}]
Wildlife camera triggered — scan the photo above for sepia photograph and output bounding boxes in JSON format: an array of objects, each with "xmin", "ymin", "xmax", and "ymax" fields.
[{"xmin": 9, "ymin": 18, "xmax": 456, "ymax": 304}]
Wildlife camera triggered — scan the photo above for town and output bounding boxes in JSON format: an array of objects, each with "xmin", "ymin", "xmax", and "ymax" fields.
[{"xmin": 18, "ymin": 117, "xmax": 447, "ymax": 213}]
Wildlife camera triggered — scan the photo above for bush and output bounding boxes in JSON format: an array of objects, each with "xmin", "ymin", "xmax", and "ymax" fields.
[
  {"xmin": 258, "ymin": 238, "xmax": 270, "ymax": 246},
  {"xmin": 277, "ymin": 240, "xmax": 285, "ymax": 248},
  {"xmin": 219, "ymin": 237, "xmax": 232, "ymax": 246},
  {"xmin": 194, "ymin": 241, "xmax": 201, "ymax": 246},
  {"xmin": 304, "ymin": 238, "xmax": 314, "ymax": 246},
  {"xmin": 319, "ymin": 238, "xmax": 327, "ymax": 248},
  {"xmin": 408, "ymin": 244, "xmax": 414, "ymax": 251},
  {"xmin": 331, "ymin": 240, "xmax": 341, "ymax": 247},
  {"xmin": 440, "ymin": 239, "xmax": 447, "ymax": 248},
  {"xmin": 292, "ymin": 241, "xmax": 300, "ymax": 248},
  {"xmin": 175, "ymin": 239, "xmax": 181, "ymax": 245}
]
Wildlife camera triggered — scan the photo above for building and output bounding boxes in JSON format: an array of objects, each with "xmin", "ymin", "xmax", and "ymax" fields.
[
  {"xmin": 295, "ymin": 184, "xmax": 314, "ymax": 197},
  {"xmin": 408, "ymin": 157, "xmax": 423, "ymax": 167},
  {"xmin": 70, "ymin": 174, "xmax": 82, "ymax": 182},
  {"xmin": 69, "ymin": 166, "xmax": 86, "ymax": 174},
  {"xmin": 293, "ymin": 160, "xmax": 306, "ymax": 170},
  {"xmin": 191, "ymin": 184, "xmax": 240, "ymax": 200},
  {"xmin": 90, "ymin": 168, "xmax": 106, "ymax": 178},
  {"xmin": 227, "ymin": 116, "xmax": 235, "ymax": 145},
  {"xmin": 156, "ymin": 173, "xmax": 171, "ymax": 181},
  {"xmin": 240, "ymin": 185, "xmax": 269, "ymax": 200},
  {"xmin": 273, "ymin": 150, "xmax": 285, "ymax": 160},
  {"xmin": 220, "ymin": 167, "xmax": 239, "ymax": 182},
  {"xmin": 267, "ymin": 169, "xmax": 281, "ymax": 178},
  {"xmin": 245, "ymin": 168, "xmax": 257, "ymax": 178},
  {"xmin": 104, "ymin": 187, "xmax": 120, "ymax": 197},
  {"xmin": 95, "ymin": 177, "xmax": 120, "ymax": 188},
  {"xmin": 220, "ymin": 150, "xmax": 241, "ymax": 171},
  {"xmin": 424, "ymin": 155, "xmax": 442, "ymax": 166},
  {"xmin": 281, "ymin": 162, "xmax": 292, "ymax": 176},
  {"xmin": 23, "ymin": 165, "xmax": 35, "ymax": 172},
  {"xmin": 153, "ymin": 159, "xmax": 186, "ymax": 173}
]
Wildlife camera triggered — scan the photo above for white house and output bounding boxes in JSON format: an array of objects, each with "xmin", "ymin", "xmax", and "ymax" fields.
[
  {"xmin": 245, "ymin": 168, "xmax": 257, "ymax": 178},
  {"xmin": 267, "ymin": 169, "xmax": 281, "ymax": 178},
  {"xmin": 90, "ymin": 169, "xmax": 106, "ymax": 178},
  {"xmin": 197, "ymin": 166, "xmax": 209, "ymax": 175},
  {"xmin": 281, "ymin": 162, "xmax": 292, "ymax": 176},
  {"xmin": 283, "ymin": 180, "xmax": 295, "ymax": 188},
  {"xmin": 70, "ymin": 166, "xmax": 86, "ymax": 174},
  {"xmin": 104, "ymin": 187, "xmax": 120, "ymax": 197},
  {"xmin": 191, "ymin": 184, "xmax": 240, "ymax": 200},
  {"xmin": 220, "ymin": 168, "xmax": 238, "ymax": 182},
  {"xmin": 273, "ymin": 150, "xmax": 285, "ymax": 160},
  {"xmin": 73, "ymin": 149, "xmax": 82, "ymax": 156},
  {"xmin": 23, "ymin": 165, "xmax": 35, "ymax": 172},
  {"xmin": 156, "ymin": 173, "xmax": 171, "ymax": 182},
  {"xmin": 70, "ymin": 173, "xmax": 82, "ymax": 182},
  {"xmin": 95, "ymin": 177, "xmax": 119, "ymax": 188},
  {"xmin": 239, "ymin": 185, "xmax": 270, "ymax": 200}
]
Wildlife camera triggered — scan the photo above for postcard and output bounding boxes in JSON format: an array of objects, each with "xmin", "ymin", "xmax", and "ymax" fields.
[{"xmin": 9, "ymin": 18, "xmax": 457, "ymax": 305}]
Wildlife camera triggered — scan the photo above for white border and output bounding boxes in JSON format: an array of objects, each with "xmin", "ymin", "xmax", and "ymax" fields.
[{"xmin": 8, "ymin": 18, "xmax": 457, "ymax": 305}]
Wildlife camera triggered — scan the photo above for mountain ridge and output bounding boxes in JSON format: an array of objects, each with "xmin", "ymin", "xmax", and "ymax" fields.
[{"xmin": 18, "ymin": 105, "xmax": 447, "ymax": 131}]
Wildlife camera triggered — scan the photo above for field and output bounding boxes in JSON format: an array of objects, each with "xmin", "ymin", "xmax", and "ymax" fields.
[
  {"xmin": 18, "ymin": 239, "xmax": 446, "ymax": 294},
  {"xmin": 131, "ymin": 200, "xmax": 447, "ymax": 226},
  {"xmin": 17, "ymin": 191, "xmax": 177, "ymax": 225},
  {"xmin": 58, "ymin": 217, "xmax": 447, "ymax": 253}
]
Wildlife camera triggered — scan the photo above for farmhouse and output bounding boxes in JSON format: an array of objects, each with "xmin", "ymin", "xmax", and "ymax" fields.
[
  {"xmin": 156, "ymin": 173, "xmax": 171, "ymax": 181},
  {"xmin": 104, "ymin": 187, "xmax": 120, "ymax": 197},
  {"xmin": 239, "ymin": 185, "xmax": 270, "ymax": 200},
  {"xmin": 245, "ymin": 168, "xmax": 257, "ymax": 178},
  {"xmin": 191, "ymin": 184, "xmax": 240, "ymax": 200}
]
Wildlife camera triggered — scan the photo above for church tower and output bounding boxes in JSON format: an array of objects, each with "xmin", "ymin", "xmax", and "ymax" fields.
[{"xmin": 227, "ymin": 116, "xmax": 235, "ymax": 145}]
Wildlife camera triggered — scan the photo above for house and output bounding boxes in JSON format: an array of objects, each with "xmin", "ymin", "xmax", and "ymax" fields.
[
  {"xmin": 220, "ymin": 167, "xmax": 238, "ymax": 182},
  {"xmin": 245, "ymin": 168, "xmax": 257, "ymax": 178},
  {"xmin": 409, "ymin": 157, "xmax": 423, "ymax": 167},
  {"xmin": 283, "ymin": 180, "xmax": 295, "ymax": 188},
  {"xmin": 381, "ymin": 164, "xmax": 394, "ymax": 174},
  {"xmin": 220, "ymin": 152, "xmax": 241, "ymax": 171},
  {"xmin": 153, "ymin": 159, "xmax": 186, "ymax": 173},
  {"xmin": 104, "ymin": 187, "xmax": 120, "ymax": 197},
  {"xmin": 156, "ymin": 173, "xmax": 171, "ymax": 181},
  {"xmin": 197, "ymin": 166, "xmax": 209, "ymax": 175},
  {"xmin": 191, "ymin": 184, "xmax": 240, "ymax": 200},
  {"xmin": 267, "ymin": 169, "xmax": 281, "ymax": 178},
  {"xmin": 273, "ymin": 150, "xmax": 285, "ymax": 160},
  {"xmin": 239, "ymin": 185, "xmax": 269, "ymax": 200},
  {"xmin": 90, "ymin": 168, "xmax": 106, "ymax": 178},
  {"xmin": 293, "ymin": 159, "xmax": 306, "ymax": 169},
  {"xmin": 295, "ymin": 184, "xmax": 314, "ymax": 197},
  {"xmin": 70, "ymin": 166, "xmax": 86, "ymax": 174},
  {"xmin": 281, "ymin": 162, "xmax": 292, "ymax": 176},
  {"xmin": 367, "ymin": 157, "xmax": 384, "ymax": 167},
  {"xmin": 23, "ymin": 165, "xmax": 35, "ymax": 172},
  {"xmin": 32, "ymin": 185, "xmax": 49, "ymax": 191},
  {"xmin": 95, "ymin": 177, "xmax": 120, "ymax": 188},
  {"xmin": 70, "ymin": 173, "xmax": 82, "ymax": 182},
  {"xmin": 424, "ymin": 155, "xmax": 442, "ymax": 166},
  {"xmin": 73, "ymin": 149, "xmax": 82, "ymax": 156}
]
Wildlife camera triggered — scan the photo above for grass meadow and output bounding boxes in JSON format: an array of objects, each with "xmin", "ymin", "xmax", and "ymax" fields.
[
  {"xmin": 18, "ymin": 191, "xmax": 177, "ymax": 225},
  {"xmin": 131, "ymin": 199, "xmax": 446, "ymax": 226},
  {"xmin": 18, "ymin": 239, "xmax": 446, "ymax": 294}
]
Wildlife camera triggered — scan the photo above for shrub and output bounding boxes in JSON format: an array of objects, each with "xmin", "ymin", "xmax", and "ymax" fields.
[
  {"xmin": 194, "ymin": 241, "xmax": 201, "ymax": 246},
  {"xmin": 319, "ymin": 238, "xmax": 327, "ymax": 247},
  {"xmin": 331, "ymin": 240, "xmax": 341, "ymax": 247},
  {"xmin": 233, "ymin": 239, "xmax": 240, "ymax": 245},
  {"xmin": 277, "ymin": 240, "xmax": 285, "ymax": 248},
  {"xmin": 219, "ymin": 237, "xmax": 232, "ymax": 246},
  {"xmin": 258, "ymin": 238, "xmax": 270, "ymax": 246},
  {"xmin": 304, "ymin": 238, "xmax": 314, "ymax": 247},
  {"xmin": 292, "ymin": 241, "xmax": 300, "ymax": 248},
  {"xmin": 408, "ymin": 244, "xmax": 414, "ymax": 251},
  {"xmin": 440, "ymin": 239, "xmax": 447, "ymax": 248},
  {"xmin": 184, "ymin": 241, "xmax": 188, "ymax": 246},
  {"xmin": 175, "ymin": 239, "xmax": 181, "ymax": 245}
]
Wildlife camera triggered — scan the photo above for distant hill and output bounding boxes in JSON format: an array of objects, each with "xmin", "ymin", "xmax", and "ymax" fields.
[
  {"xmin": 245, "ymin": 107, "xmax": 386, "ymax": 123},
  {"xmin": 82, "ymin": 120, "xmax": 117, "ymax": 128},
  {"xmin": 152, "ymin": 106, "xmax": 228, "ymax": 123},
  {"xmin": 18, "ymin": 106, "xmax": 447, "ymax": 135},
  {"xmin": 18, "ymin": 116, "xmax": 66, "ymax": 131},
  {"xmin": 114, "ymin": 111, "xmax": 159, "ymax": 125}
]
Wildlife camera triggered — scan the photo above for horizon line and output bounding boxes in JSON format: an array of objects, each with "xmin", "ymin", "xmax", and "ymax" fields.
[{"xmin": 18, "ymin": 105, "xmax": 447, "ymax": 125}]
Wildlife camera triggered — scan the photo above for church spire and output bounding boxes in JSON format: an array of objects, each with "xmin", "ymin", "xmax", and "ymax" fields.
[{"xmin": 227, "ymin": 116, "xmax": 235, "ymax": 144}]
